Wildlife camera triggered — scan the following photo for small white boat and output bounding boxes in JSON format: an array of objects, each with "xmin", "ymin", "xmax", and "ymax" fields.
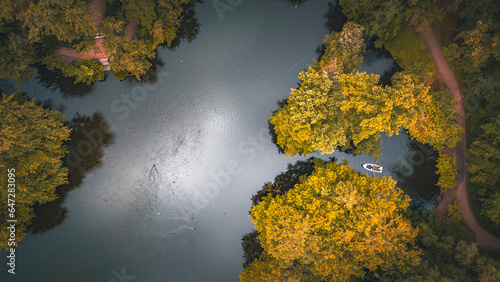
[{"xmin": 362, "ymin": 163, "xmax": 383, "ymax": 173}]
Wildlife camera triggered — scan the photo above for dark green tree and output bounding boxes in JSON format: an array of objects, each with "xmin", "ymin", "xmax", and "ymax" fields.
[
  {"xmin": 383, "ymin": 210, "xmax": 500, "ymax": 281},
  {"xmin": 0, "ymin": 33, "xmax": 37, "ymax": 85},
  {"xmin": 338, "ymin": 0, "xmax": 448, "ymax": 47},
  {"xmin": 468, "ymin": 117, "xmax": 500, "ymax": 225},
  {"xmin": 0, "ymin": 0, "xmax": 197, "ymax": 84}
]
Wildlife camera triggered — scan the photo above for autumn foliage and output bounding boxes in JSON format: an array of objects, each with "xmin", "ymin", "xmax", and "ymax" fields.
[
  {"xmin": 241, "ymin": 160, "xmax": 421, "ymax": 281},
  {"xmin": 270, "ymin": 22, "xmax": 461, "ymax": 158},
  {"xmin": 0, "ymin": 93, "xmax": 71, "ymax": 249}
]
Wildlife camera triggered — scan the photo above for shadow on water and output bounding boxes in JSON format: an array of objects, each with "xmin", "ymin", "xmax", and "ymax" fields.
[
  {"xmin": 251, "ymin": 157, "xmax": 321, "ymax": 207},
  {"xmin": 35, "ymin": 64, "xmax": 98, "ymax": 98},
  {"xmin": 315, "ymin": 2, "xmax": 402, "ymax": 86},
  {"xmin": 271, "ymin": 0, "xmax": 311, "ymax": 6},
  {"xmin": 125, "ymin": 54, "xmax": 166, "ymax": 85},
  {"xmin": 123, "ymin": 0, "xmax": 202, "ymax": 84},
  {"xmin": 315, "ymin": 1, "xmax": 348, "ymax": 61},
  {"xmin": 389, "ymin": 139, "xmax": 440, "ymax": 210},
  {"xmin": 378, "ymin": 62, "xmax": 403, "ymax": 86},
  {"xmin": 324, "ymin": 1, "xmax": 347, "ymax": 33},
  {"xmin": 241, "ymin": 230, "xmax": 263, "ymax": 268},
  {"xmin": 364, "ymin": 36, "xmax": 404, "ymax": 86},
  {"xmin": 0, "ymin": 78, "xmax": 15, "ymax": 94},
  {"xmin": 29, "ymin": 113, "xmax": 114, "ymax": 234},
  {"xmin": 166, "ymin": 0, "xmax": 203, "ymax": 51}
]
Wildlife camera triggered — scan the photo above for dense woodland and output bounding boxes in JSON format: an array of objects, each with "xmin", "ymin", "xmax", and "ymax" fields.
[
  {"xmin": 241, "ymin": 159, "xmax": 500, "ymax": 281},
  {"xmin": 336, "ymin": 0, "xmax": 499, "ymax": 231},
  {"xmin": 245, "ymin": 0, "xmax": 500, "ymax": 280},
  {"xmin": 0, "ymin": 0, "xmax": 195, "ymax": 84},
  {"xmin": 269, "ymin": 21, "xmax": 461, "ymax": 158},
  {"xmin": 269, "ymin": 0, "xmax": 499, "ymax": 232}
]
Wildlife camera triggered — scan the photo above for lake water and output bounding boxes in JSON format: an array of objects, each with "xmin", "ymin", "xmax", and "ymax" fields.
[{"xmin": 1, "ymin": 1, "xmax": 438, "ymax": 281}]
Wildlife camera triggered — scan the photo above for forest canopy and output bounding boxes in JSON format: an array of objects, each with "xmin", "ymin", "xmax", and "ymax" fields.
[
  {"xmin": 241, "ymin": 159, "xmax": 421, "ymax": 281},
  {"xmin": 269, "ymin": 22, "xmax": 461, "ymax": 158},
  {"xmin": 241, "ymin": 159, "xmax": 500, "ymax": 281},
  {"xmin": 0, "ymin": 0, "xmax": 193, "ymax": 84}
]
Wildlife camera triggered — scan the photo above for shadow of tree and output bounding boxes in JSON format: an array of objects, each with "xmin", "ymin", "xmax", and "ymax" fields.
[
  {"xmin": 272, "ymin": 0, "xmax": 311, "ymax": 6},
  {"xmin": 316, "ymin": 1, "xmax": 348, "ymax": 60},
  {"xmin": 251, "ymin": 157, "xmax": 324, "ymax": 208},
  {"xmin": 29, "ymin": 113, "xmax": 114, "ymax": 233},
  {"xmin": 242, "ymin": 157, "xmax": 333, "ymax": 267},
  {"xmin": 241, "ymin": 230, "xmax": 264, "ymax": 268},
  {"xmin": 35, "ymin": 64, "xmax": 98, "ymax": 98},
  {"xmin": 325, "ymin": 1, "xmax": 347, "ymax": 33},
  {"xmin": 166, "ymin": 0, "xmax": 203, "ymax": 50},
  {"xmin": 389, "ymin": 139, "xmax": 439, "ymax": 210}
]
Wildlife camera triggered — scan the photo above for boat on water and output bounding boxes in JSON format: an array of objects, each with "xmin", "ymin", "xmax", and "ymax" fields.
[{"xmin": 362, "ymin": 163, "xmax": 383, "ymax": 173}]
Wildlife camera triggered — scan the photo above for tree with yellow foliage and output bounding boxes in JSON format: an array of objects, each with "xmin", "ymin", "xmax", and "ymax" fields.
[
  {"xmin": 269, "ymin": 23, "xmax": 461, "ymax": 157},
  {"xmin": 241, "ymin": 160, "xmax": 421, "ymax": 281}
]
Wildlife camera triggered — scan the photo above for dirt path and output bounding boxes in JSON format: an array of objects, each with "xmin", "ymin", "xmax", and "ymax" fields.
[
  {"xmin": 418, "ymin": 26, "xmax": 500, "ymax": 254},
  {"xmin": 124, "ymin": 17, "xmax": 139, "ymax": 41},
  {"xmin": 90, "ymin": 0, "xmax": 105, "ymax": 25}
]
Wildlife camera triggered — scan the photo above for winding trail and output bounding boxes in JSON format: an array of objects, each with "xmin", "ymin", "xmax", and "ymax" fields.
[{"xmin": 418, "ymin": 25, "xmax": 500, "ymax": 253}]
